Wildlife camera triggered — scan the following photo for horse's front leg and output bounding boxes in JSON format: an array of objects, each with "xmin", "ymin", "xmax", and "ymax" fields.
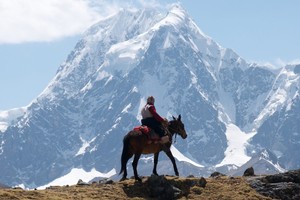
[
  {"xmin": 152, "ymin": 152, "xmax": 159, "ymax": 176},
  {"xmin": 132, "ymin": 153, "xmax": 142, "ymax": 181},
  {"xmin": 165, "ymin": 149, "xmax": 179, "ymax": 176}
]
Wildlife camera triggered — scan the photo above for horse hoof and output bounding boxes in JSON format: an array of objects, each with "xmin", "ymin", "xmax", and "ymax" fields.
[
  {"xmin": 135, "ymin": 177, "xmax": 142, "ymax": 182},
  {"xmin": 119, "ymin": 177, "xmax": 127, "ymax": 182}
]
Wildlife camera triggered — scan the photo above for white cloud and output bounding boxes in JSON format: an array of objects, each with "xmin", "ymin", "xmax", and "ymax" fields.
[
  {"xmin": 0, "ymin": 0, "xmax": 120, "ymax": 44},
  {"xmin": 250, "ymin": 58, "xmax": 300, "ymax": 70},
  {"xmin": 0, "ymin": 0, "xmax": 172, "ymax": 44},
  {"xmin": 137, "ymin": 0, "xmax": 162, "ymax": 8},
  {"xmin": 250, "ymin": 60, "xmax": 280, "ymax": 70},
  {"xmin": 274, "ymin": 58, "xmax": 300, "ymax": 67},
  {"xmin": 0, "ymin": 0, "xmax": 171, "ymax": 45}
]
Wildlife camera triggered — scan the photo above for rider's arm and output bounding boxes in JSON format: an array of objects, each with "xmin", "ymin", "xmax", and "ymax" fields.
[{"xmin": 148, "ymin": 105, "xmax": 164, "ymax": 122}]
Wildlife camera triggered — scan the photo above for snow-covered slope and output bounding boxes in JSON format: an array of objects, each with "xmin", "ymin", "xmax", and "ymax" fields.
[
  {"xmin": 229, "ymin": 149, "xmax": 286, "ymax": 176},
  {"xmin": 250, "ymin": 64, "xmax": 300, "ymax": 169},
  {"xmin": 0, "ymin": 4, "xmax": 297, "ymax": 188},
  {"xmin": 0, "ymin": 107, "xmax": 26, "ymax": 132},
  {"xmin": 37, "ymin": 168, "xmax": 116, "ymax": 190}
]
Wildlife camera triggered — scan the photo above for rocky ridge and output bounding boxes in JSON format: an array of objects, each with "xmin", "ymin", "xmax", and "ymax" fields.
[{"xmin": 1, "ymin": 169, "xmax": 299, "ymax": 200}]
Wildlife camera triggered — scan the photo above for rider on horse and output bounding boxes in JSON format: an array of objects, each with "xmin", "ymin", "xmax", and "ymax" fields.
[{"xmin": 141, "ymin": 96, "xmax": 168, "ymax": 139}]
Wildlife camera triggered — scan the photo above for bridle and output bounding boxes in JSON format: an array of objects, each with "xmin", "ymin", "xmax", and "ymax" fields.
[{"xmin": 167, "ymin": 121, "xmax": 183, "ymax": 144}]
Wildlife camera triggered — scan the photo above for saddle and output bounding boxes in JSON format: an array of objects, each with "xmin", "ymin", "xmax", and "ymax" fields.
[{"xmin": 133, "ymin": 125, "xmax": 169, "ymax": 144}]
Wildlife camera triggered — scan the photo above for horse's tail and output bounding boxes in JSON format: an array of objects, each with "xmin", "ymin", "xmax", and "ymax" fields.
[{"xmin": 119, "ymin": 133, "xmax": 131, "ymax": 175}]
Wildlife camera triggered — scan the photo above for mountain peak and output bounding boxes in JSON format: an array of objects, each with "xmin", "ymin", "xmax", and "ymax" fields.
[{"xmin": 168, "ymin": 3, "xmax": 187, "ymax": 19}]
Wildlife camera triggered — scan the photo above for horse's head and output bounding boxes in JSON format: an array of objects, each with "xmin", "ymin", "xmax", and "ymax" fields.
[{"xmin": 169, "ymin": 115, "xmax": 187, "ymax": 139}]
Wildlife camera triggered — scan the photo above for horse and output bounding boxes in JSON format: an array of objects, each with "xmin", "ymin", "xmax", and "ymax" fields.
[{"xmin": 119, "ymin": 115, "xmax": 187, "ymax": 181}]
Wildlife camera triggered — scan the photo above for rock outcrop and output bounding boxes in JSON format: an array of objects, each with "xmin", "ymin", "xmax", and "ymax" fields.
[{"xmin": 248, "ymin": 169, "xmax": 300, "ymax": 200}]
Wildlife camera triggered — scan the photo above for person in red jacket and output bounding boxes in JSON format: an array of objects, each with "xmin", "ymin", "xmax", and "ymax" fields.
[{"xmin": 141, "ymin": 96, "xmax": 167, "ymax": 138}]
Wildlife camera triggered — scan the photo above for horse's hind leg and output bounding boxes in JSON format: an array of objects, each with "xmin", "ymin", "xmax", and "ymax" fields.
[
  {"xmin": 120, "ymin": 152, "xmax": 133, "ymax": 181},
  {"xmin": 132, "ymin": 153, "xmax": 142, "ymax": 181},
  {"xmin": 152, "ymin": 152, "xmax": 159, "ymax": 176}
]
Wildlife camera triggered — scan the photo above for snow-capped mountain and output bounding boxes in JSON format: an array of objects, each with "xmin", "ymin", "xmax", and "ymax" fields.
[
  {"xmin": 0, "ymin": 4, "xmax": 298, "ymax": 188},
  {"xmin": 250, "ymin": 64, "xmax": 300, "ymax": 169},
  {"xmin": 228, "ymin": 149, "xmax": 286, "ymax": 176}
]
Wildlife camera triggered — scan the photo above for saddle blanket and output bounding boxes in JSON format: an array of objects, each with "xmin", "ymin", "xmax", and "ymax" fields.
[{"xmin": 133, "ymin": 126, "xmax": 169, "ymax": 144}]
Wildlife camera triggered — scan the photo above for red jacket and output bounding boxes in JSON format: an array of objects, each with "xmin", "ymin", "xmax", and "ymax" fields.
[{"xmin": 141, "ymin": 103, "xmax": 164, "ymax": 122}]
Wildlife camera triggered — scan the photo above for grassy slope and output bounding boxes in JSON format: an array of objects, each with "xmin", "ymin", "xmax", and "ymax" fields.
[{"xmin": 0, "ymin": 176, "xmax": 271, "ymax": 200}]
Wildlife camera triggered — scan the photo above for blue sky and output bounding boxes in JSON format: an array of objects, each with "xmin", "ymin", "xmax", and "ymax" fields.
[{"xmin": 1, "ymin": 0, "xmax": 300, "ymax": 110}]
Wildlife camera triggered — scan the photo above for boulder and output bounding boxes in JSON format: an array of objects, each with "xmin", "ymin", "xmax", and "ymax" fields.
[
  {"xmin": 243, "ymin": 167, "xmax": 255, "ymax": 176},
  {"xmin": 199, "ymin": 177, "xmax": 207, "ymax": 188},
  {"xmin": 147, "ymin": 175, "xmax": 182, "ymax": 200},
  {"xmin": 248, "ymin": 169, "xmax": 300, "ymax": 200},
  {"xmin": 210, "ymin": 171, "xmax": 226, "ymax": 178},
  {"xmin": 77, "ymin": 179, "xmax": 89, "ymax": 186}
]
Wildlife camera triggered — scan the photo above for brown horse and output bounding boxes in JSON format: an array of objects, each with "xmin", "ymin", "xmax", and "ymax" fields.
[{"xmin": 119, "ymin": 115, "xmax": 187, "ymax": 181}]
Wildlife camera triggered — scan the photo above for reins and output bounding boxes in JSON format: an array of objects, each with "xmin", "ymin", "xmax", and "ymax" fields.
[{"xmin": 167, "ymin": 122, "xmax": 179, "ymax": 144}]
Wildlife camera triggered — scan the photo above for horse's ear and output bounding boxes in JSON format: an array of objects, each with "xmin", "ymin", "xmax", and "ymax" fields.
[
  {"xmin": 172, "ymin": 116, "xmax": 176, "ymax": 120},
  {"xmin": 178, "ymin": 114, "xmax": 181, "ymax": 121}
]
